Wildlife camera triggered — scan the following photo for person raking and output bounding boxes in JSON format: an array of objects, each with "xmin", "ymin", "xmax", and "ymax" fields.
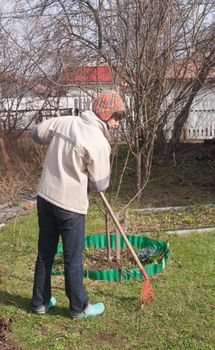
[{"xmin": 31, "ymin": 90, "xmax": 125, "ymax": 319}]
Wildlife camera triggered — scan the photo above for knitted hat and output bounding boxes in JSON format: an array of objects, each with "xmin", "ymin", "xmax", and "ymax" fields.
[{"xmin": 92, "ymin": 90, "xmax": 125, "ymax": 121}]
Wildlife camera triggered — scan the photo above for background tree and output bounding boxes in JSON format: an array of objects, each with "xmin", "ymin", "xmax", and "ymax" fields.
[{"xmin": 2, "ymin": 0, "xmax": 215, "ymax": 200}]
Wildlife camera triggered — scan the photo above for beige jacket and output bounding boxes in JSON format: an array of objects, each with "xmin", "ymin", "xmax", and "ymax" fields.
[{"xmin": 32, "ymin": 111, "xmax": 111, "ymax": 214}]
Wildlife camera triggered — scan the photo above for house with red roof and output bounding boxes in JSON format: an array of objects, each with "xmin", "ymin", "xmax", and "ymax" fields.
[
  {"xmin": 57, "ymin": 65, "xmax": 115, "ymax": 115},
  {"xmin": 1, "ymin": 61, "xmax": 215, "ymax": 140},
  {"xmin": 56, "ymin": 62, "xmax": 215, "ymax": 140}
]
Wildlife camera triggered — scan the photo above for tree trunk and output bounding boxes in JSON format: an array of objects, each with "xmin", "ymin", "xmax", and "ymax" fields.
[
  {"xmin": 136, "ymin": 145, "xmax": 142, "ymax": 201},
  {"xmin": 156, "ymin": 128, "xmax": 167, "ymax": 154},
  {"xmin": 0, "ymin": 134, "xmax": 14, "ymax": 173}
]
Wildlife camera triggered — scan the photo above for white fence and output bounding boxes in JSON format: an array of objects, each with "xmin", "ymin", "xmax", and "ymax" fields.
[
  {"xmin": 1, "ymin": 93, "xmax": 215, "ymax": 141},
  {"xmin": 164, "ymin": 110, "xmax": 215, "ymax": 141}
]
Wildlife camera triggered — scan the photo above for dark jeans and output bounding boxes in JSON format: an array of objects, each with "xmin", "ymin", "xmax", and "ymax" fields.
[{"xmin": 32, "ymin": 196, "xmax": 89, "ymax": 313}]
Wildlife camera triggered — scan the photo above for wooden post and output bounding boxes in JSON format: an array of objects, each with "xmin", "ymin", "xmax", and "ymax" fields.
[
  {"xmin": 105, "ymin": 212, "xmax": 112, "ymax": 263},
  {"xmin": 115, "ymin": 214, "xmax": 121, "ymax": 262}
]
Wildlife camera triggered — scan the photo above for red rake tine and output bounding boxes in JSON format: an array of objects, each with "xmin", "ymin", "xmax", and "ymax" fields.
[
  {"xmin": 139, "ymin": 276, "xmax": 154, "ymax": 308},
  {"xmin": 100, "ymin": 192, "xmax": 154, "ymax": 307}
]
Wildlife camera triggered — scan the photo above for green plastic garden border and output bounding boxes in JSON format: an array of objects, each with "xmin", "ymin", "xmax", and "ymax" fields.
[{"xmin": 52, "ymin": 234, "xmax": 171, "ymax": 282}]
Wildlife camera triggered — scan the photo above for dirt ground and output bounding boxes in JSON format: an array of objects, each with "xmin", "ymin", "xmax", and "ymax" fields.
[{"xmin": 0, "ymin": 317, "xmax": 21, "ymax": 350}]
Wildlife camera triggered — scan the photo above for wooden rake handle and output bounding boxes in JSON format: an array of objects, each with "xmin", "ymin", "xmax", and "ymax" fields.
[{"xmin": 99, "ymin": 192, "xmax": 149, "ymax": 281}]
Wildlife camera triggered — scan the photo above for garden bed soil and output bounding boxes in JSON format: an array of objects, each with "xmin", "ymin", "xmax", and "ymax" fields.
[
  {"xmin": 53, "ymin": 248, "xmax": 137, "ymax": 272},
  {"xmin": 53, "ymin": 247, "xmax": 165, "ymax": 273},
  {"xmin": 84, "ymin": 248, "xmax": 137, "ymax": 271}
]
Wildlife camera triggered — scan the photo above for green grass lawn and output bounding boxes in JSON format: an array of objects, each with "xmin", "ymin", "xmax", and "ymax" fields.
[
  {"xmin": 0, "ymin": 210, "xmax": 215, "ymax": 350},
  {"xmin": 1, "ymin": 143, "xmax": 215, "ymax": 349}
]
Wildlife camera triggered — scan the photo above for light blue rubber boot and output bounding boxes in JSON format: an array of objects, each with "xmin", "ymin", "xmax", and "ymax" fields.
[
  {"xmin": 70, "ymin": 303, "xmax": 105, "ymax": 320},
  {"xmin": 32, "ymin": 296, "xmax": 56, "ymax": 314}
]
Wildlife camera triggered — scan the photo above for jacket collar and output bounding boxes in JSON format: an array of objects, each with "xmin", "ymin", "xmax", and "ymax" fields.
[{"xmin": 80, "ymin": 111, "xmax": 111, "ymax": 141}]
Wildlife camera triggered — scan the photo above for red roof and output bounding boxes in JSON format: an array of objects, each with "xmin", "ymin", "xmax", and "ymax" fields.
[
  {"xmin": 61, "ymin": 66, "xmax": 113, "ymax": 83},
  {"xmin": 0, "ymin": 68, "xmax": 58, "ymax": 96},
  {"xmin": 166, "ymin": 58, "xmax": 215, "ymax": 80}
]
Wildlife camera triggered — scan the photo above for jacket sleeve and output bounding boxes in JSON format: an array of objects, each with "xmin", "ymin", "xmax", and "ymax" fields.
[
  {"xmin": 87, "ymin": 145, "xmax": 111, "ymax": 193},
  {"xmin": 32, "ymin": 118, "xmax": 60, "ymax": 145}
]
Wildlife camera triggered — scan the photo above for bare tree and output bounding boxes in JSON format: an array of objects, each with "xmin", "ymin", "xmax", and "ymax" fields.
[
  {"xmin": 49, "ymin": 0, "xmax": 214, "ymax": 201},
  {"xmin": 3, "ymin": 0, "xmax": 215, "ymax": 200},
  {"xmin": 0, "ymin": 4, "xmax": 63, "ymax": 172}
]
